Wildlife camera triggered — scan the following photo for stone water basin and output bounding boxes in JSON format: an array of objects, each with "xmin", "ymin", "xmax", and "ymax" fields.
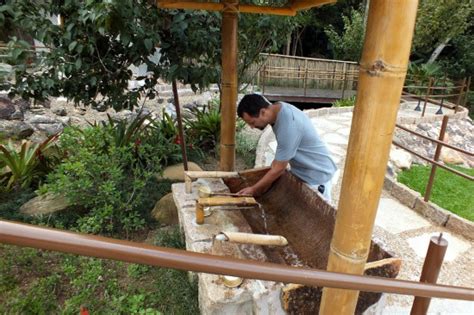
[{"xmin": 172, "ymin": 167, "xmax": 401, "ymax": 315}]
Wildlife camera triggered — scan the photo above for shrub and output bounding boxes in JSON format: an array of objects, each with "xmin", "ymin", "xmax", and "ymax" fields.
[
  {"xmin": 0, "ymin": 135, "xmax": 59, "ymax": 191},
  {"xmin": 184, "ymin": 99, "xmax": 221, "ymax": 155},
  {"xmin": 40, "ymin": 121, "xmax": 165, "ymax": 235},
  {"xmin": 332, "ymin": 96, "xmax": 356, "ymax": 107}
]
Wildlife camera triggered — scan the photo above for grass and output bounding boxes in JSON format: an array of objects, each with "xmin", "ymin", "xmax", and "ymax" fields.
[{"xmin": 398, "ymin": 164, "xmax": 474, "ymax": 221}]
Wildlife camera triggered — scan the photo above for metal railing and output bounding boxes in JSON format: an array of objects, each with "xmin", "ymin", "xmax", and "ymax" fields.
[
  {"xmin": 393, "ymin": 115, "xmax": 474, "ymax": 202},
  {"xmin": 0, "ymin": 219, "xmax": 473, "ymax": 302}
]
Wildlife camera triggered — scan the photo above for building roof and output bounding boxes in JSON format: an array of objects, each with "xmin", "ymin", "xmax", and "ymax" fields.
[{"xmin": 156, "ymin": 0, "xmax": 336, "ymax": 16}]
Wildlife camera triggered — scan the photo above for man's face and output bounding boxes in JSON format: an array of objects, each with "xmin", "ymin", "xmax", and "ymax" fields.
[{"xmin": 242, "ymin": 109, "xmax": 268, "ymax": 130}]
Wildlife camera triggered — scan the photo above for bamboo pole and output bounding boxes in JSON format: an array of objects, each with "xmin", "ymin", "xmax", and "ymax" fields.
[
  {"xmin": 216, "ymin": 232, "xmax": 288, "ymax": 246},
  {"xmin": 319, "ymin": 1, "xmax": 419, "ymax": 314},
  {"xmin": 219, "ymin": 0, "xmax": 238, "ymax": 171}
]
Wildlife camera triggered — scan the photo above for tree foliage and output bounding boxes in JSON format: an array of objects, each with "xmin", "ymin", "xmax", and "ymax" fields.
[
  {"xmin": 1, "ymin": 0, "xmax": 163, "ymax": 110},
  {"xmin": 324, "ymin": 7, "xmax": 365, "ymax": 61},
  {"xmin": 413, "ymin": 0, "xmax": 472, "ymax": 59}
]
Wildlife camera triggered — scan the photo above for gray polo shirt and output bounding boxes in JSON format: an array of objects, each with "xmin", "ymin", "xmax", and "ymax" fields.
[{"xmin": 272, "ymin": 102, "xmax": 337, "ymax": 185}]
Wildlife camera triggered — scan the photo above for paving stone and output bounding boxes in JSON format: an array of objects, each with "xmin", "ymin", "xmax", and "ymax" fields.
[
  {"xmin": 311, "ymin": 118, "xmax": 341, "ymax": 132},
  {"xmin": 324, "ymin": 133, "xmax": 348, "ymax": 145},
  {"xmin": 337, "ymin": 127, "xmax": 351, "ymax": 137},
  {"xmin": 413, "ymin": 198, "xmax": 450, "ymax": 226},
  {"xmin": 391, "ymin": 182, "xmax": 420, "ymax": 208},
  {"xmin": 446, "ymin": 214, "xmax": 474, "ymax": 241},
  {"xmin": 375, "ymin": 198, "xmax": 431, "ymax": 234},
  {"xmin": 406, "ymin": 232, "xmax": 471, "ymax": 262}
]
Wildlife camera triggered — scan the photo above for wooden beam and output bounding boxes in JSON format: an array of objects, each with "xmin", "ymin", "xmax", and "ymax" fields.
[
  {"xmin": 157, "ymin": 1, "xmax": 296, "ymax": 16},
  {"xmin": 291, "ymin": 0, "xmax": 336, "ymax": 11},
  {"xmin": 319, "ymin": 0, "xmax": 419, "ymax": 314}
]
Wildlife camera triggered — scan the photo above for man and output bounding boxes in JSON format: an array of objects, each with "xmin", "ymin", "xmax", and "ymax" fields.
[{"xmin": 236, "ymin": 94, "xmax": 337, "ymax": 202}]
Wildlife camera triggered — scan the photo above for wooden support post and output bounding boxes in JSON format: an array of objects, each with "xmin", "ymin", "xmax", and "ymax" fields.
[
  {"xmin": 172, "ymin": 80, "xmax": 188, "ymax": 171},
  {"xmin": 219, "ymin": 0, "xmax": 238, "ymax": 171},
  {"xmin": 411, "ymin": 234, "xmax": 448, "ymax": 314},
  {"xmin": 319, "ymin": 1, "xmax": 419, "ymax": 314},
  {"xmin": 462, "ymin": 76, "xmax": 471, "ymax": 107},
  {"xmin": 424, "ymin": 116, "xmax": 449, "ymax": 202}
]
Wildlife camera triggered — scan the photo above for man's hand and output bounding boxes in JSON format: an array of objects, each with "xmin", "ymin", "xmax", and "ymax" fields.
[{"xmin": 237, "ymin": 186, "xmax": 256, "ymax": 196}]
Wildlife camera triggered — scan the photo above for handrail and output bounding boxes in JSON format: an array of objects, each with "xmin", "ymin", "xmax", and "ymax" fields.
[
  {"xmin": 395, "ymin": 124, "xmax": 473, "ymax": 156},
  {"xmin": 392, "ymin": 140, "xmax": 473, "ymax": 181},
  {"xmin": 0, "ymin": 220, "xmax": 473, "ymax": 301}
]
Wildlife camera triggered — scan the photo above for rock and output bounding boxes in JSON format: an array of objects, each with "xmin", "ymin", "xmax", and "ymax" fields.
[
  {"xmin": 35, "ymin": 123, "xmax": 63, "ymax": 136},
  {"xmin": 14, "ymin": 99, "xmax": 30, "ymax": 112},
  {"xmin": 389, "ymin": 147, "xmax": 412, "ymax": 170},
  {"xmin": 440, "ymin": 148, "xmax": 464, "ymax": 165},
  {"xmin": 0, "ymin": 97, "xmax": 15, "ymax": 119},
  {"xmin": 20, "ymin": 193, "xmax": 71, "ymax": 216},
  {"xmin": 0, "ymin": 121, "xmax": 34, "ymax": 139},
  {"xmin": 151, "ymin": 193, "xmax": 178, "ymax": 226},
  {"xmin": 53, "ymin": 107, "xmax": 67, "ymax": 116},
  {"xmin": 27, "ymin": 115, "xmax": 58, "ymax": 124},
  {"xmin": 159, "ymin": 162, "xmax": 203, "ymax": 181},
  {"xmin": 9, "ymin": 110, "xmax": 24, "ymax": 120},
  {"xmin": 57, "ymin": 116, "xmax": 71, "ymax": 125}
]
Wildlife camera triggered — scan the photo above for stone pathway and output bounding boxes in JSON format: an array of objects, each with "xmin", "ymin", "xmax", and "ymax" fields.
[{"xmin": 258, "ymin": 108, "xmax": 473, "ymax": 314}]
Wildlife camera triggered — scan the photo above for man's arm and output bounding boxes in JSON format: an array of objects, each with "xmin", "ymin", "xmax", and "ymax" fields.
[{"xmin": 237, "ymin": 160, "xmax": 288, "ymax": 196}]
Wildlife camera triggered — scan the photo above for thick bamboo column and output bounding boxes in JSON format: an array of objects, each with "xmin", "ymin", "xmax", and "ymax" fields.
[
  {"xmin": 219, "ymin": 0, "xmax": 238, "ymax": 171},
  {"xmin": 319, "ymin": 1, "xmax": 419, "ymax": 314}
]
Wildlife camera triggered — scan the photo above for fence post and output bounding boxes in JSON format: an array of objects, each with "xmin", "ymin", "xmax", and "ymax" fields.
[
  {"xmin": 424, "ymin": 115, "xmax": 449, "ymax": 202},
  {"xmin": 342, "ymin": 63, "xmax": 347, "ymax": 99},
  {"xmin": 421, "ymin": 78, "xmax": 434, "ymax": 117},
  {"xmin": 262, "ymin": 65, "xmax": 266, "ymax": 94},
  {"xmin": 462, "ymin": 76, "xmax": 471, "ymax": 107},
  {"xmin": 454, "ymin": 78, "xmax": 466, "ymax": 112},
  {"xmin": 411, "ymin": 233, "xmax": 448, "ymax": 315},
  {"xmin": 303, "ymin": 59, "xmax": 308, "ymax": 96}
]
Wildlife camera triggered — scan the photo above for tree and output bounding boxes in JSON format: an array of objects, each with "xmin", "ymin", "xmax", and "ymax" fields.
[
  {"xmin": 413, "ymin": 0, "xmax": 472, "ymax": 64},
  {"xmin": 0, "ymin": 0, "xmax": 292, "ymax": 110},
  {"xmin": 324, "ymin": 7, "xmax": 365, "ymax": 61},
  {"xmin": 1, "ymin": 0, "xmax": 164, "ymax": 110}
]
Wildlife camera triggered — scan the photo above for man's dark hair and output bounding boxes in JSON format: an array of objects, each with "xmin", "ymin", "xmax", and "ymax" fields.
[{"xmin": 237, "ymin": 94, "xmax": 271, "ymax": 118}]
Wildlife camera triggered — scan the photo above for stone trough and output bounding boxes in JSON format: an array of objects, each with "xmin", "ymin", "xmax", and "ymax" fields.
[{"xmin": 172, "ymin": 167, "xmax": 401, "ymax": 314}]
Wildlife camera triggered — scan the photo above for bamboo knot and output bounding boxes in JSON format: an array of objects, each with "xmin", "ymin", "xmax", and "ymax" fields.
[{"xmin": 360, "ymin": 59, "xmax": 406, "ymax": 77}]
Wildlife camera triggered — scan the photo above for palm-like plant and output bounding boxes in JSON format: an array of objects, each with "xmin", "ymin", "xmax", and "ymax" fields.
[{"xmin": 0, "ymin": 135, "xmax": 58, "ymax": 190}]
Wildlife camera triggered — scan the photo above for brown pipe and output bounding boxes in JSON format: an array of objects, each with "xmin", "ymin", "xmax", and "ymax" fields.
[
  {"xmin": 411, "ymin": 234, "xmax": 449, "ymax": 314},
  {"xmin": 0, "ymin": 220, "xmax": 473, "ymax": 301}
]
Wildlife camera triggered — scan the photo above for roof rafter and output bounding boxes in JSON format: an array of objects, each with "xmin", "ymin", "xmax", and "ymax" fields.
[{"xmin": 156, "ymin": 0, "xmax": 336, "ymax": 16}]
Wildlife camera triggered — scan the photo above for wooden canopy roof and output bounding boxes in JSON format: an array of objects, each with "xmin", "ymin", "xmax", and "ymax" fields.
[{"xmin": 156, "ymin": 0, "xmax": 336, "ymax": 16}]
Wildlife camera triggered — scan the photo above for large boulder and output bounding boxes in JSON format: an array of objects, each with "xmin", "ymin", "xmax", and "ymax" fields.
[
  {"xmin": 0, "ymin": 120, "xmax": 34, "ymax": 139},
  {"xmin": 151, "ymin": 193, "xmax": 178, "ymax": 226},
  {"xmin": 0, "ymin": 97, "xmax": 16, "ymax": 119},
  {"xmin": 389, "ymin": 147, "xmax": 413, "ymax": 170},
  {"xmin": 159, "ymin": 162, "xmax": 203, "ymax": 181},
  {"xmin": 20, "ymin": 193, "xmax": 71, "ymax": 216}
]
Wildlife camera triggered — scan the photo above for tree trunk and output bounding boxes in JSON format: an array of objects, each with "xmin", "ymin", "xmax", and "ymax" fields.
[
  {"xmin": 427, "ymin": 37, "xmax": 451, "ymax": 64},
  {"xmin": 285, "ymin": 33, "xmax": 291, "ymax": 55}
]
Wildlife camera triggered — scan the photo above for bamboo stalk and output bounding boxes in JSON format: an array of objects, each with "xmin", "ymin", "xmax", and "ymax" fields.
[
  {"xmin": 219, "ymin": 0, "xmax": 238, "ymax": 171},
  {"xmin": 319, "ymin": 1, "xmax": 419, "ymax": 314},
  {"xmin": 217, "ymin": 232, "xmax": 288, "ymax": 246}
]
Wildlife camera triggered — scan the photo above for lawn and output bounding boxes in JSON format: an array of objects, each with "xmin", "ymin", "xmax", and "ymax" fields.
[{"xmin": 398, "ymin": 164, "xmax": 474, "ymax": 221}]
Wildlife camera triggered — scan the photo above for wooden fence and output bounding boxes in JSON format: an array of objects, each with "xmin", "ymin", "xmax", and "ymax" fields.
[{"xmin": 245, "ymin": 53, "xmax": 359, "ymax": 92}]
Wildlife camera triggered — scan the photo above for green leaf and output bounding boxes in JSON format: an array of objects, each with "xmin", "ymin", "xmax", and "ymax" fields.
[
  {"xmin": 75, "ymin": 58, "xmax": 82, "ymax": 70},
  {"xmin": 68, "ymin": 41, "xmax": 78, "ymax": 52},
  {"xmin": 144, "ymin": 38, "xmax": 153, "ymax": 51}
]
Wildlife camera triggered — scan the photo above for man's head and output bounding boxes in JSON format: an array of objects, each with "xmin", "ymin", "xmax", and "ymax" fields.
[{"xmin": 237, "ymin": 94, "xmax": 273, "ymax": 130}]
